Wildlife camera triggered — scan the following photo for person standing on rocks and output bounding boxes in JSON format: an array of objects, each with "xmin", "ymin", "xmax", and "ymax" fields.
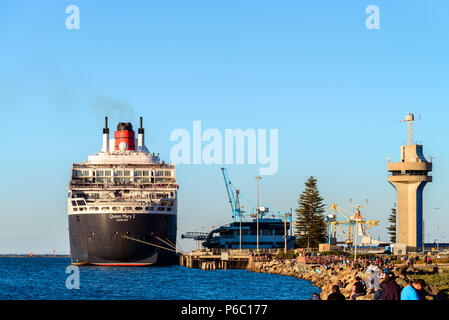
[
  {"xmin": 366, "ymin": 270, "xmax": 380, "ymax": 293},
  {"xmin": 296, "ymin": 254, "xmax": 307, "ymax": 273},
  {"xmin": 327, "ymin": 285, "xmax": 346, "ymax": 300}
]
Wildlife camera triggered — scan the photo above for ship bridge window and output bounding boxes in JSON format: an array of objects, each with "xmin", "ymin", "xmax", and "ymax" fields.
[
  {"xmin": 76, "ymin": 200, "xmax": 85, "ymax": 206},
  {"xmin": 71, "ymin": 201, "xmax": 77, "ymax": 206},
  {"xmin": 155, "ymin": 171, "xmax": 165, "ymax": 177},
  {"xmin": 74, "ymin": 170, "xmax": 90, "ymax": 177},
  {"xmin": 76, "ymin": 170, "xmax": 90, "ymax": 177}
]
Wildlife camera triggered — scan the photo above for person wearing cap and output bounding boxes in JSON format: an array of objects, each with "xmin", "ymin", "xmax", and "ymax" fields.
[{"xmin": 401, "ymin": 279, "xmax": 426, "ymax": 300}]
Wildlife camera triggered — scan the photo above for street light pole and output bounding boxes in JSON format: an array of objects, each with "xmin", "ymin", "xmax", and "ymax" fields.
[
  {"xmin": 238, "ymin": 193, "xmax": 242, "ymax": 251},
  {"xmin": 354, "ymin": 222, "xmax": 358, "ymax": 263},
  {"xmin": 284, "ymin": 212, "xmax": 287, "ymax": 253},
  {"xmin": 435, "ymin": 207, "xmax": 440, "ymax": 252},
  {"xmin": 255, "ymin": 176, "xmax": 262, "ymax": 252},
  {"xmin": 239, "ymin": 209, "xmax": 242, "ymax": 251},
  {"xmin": 284, "ymin": 212, "xmax": 291, "ymax": 253},
  {"xmin": 290, "ymin": 208, "xmax": 293, "ymax": 236}
]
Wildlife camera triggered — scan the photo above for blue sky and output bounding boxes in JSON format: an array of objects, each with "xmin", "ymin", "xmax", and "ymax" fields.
[{"xmin": 1, "ymin": 1, "xmax": 448, "ymax": 253}]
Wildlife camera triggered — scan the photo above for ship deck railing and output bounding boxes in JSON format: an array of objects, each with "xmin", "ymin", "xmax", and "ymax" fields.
[
  {"xmin": 69, "ymin": 182, "xmax": 179, "ymax": 190},
  {"xmin": 84, "ymin": 199, "xmax": 156, "ymax": 205},
  {"xmin": 72, "ymin": 163, "xmax": 175, "ymax": 169},
  {"xmin": 191, "ymin": 248, "xmax": 287, "ymax": 256}
]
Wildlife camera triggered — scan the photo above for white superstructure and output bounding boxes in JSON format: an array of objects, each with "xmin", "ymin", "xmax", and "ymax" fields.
[{"xmin": 67, "ymin": 117, "xmax": 178, "ymax": 218}]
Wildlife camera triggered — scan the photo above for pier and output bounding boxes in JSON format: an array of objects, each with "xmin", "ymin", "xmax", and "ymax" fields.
[{"xmin": 179, "ymin": 249, "xmax": 281, "ymax": 271}]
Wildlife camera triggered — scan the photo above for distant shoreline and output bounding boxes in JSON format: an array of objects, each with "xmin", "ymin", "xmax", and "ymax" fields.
[{"xmin": 0, "ymin": 254, "xmax": 70, "ymax": 258}]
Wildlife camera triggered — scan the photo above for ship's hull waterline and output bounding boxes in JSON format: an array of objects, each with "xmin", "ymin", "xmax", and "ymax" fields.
[{"xmin": 68, "ymin": 213, "xmax": 178, "ymax": 266}]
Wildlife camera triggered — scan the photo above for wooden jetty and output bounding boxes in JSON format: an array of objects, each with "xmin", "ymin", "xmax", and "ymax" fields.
[{"xmin": 179, "ymin": 249, "xmax": 282, "ymax": 271}]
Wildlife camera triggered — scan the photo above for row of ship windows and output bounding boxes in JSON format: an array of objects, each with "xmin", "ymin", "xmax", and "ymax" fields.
[
  {"xmin": 72, "ymin": 206, "xmax": 171, "ymax": 212},
  {"xmin": 218, "ymin": 230, "xmax": 285, "ymax": 237},
  {"xmin": 74, "ymin": 170, "xmax": 172, "ymax": 177},
  {"xmin": 81, "ymin": 178, "xmax": 169, "ymax": 183}
]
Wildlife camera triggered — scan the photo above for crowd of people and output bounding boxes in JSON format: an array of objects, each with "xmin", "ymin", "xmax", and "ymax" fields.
[{"xmin": 293, "ymin": 253, "xmax": 431, "ymax": 301}]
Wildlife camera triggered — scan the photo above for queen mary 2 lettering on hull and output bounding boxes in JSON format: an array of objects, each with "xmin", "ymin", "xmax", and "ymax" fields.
[{"xmin": 68, "ymin": 117, "xmax": 179, "ymax": 266}]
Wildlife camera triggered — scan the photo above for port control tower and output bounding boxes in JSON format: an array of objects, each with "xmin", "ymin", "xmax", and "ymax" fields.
[{"xmin": 387, "ymin": 112, "xmax": 432, "ymax": 252}]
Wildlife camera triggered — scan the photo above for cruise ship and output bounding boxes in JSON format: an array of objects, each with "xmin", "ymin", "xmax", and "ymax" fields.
[{"xmin": 68, "ymin": 117, "xmax": 178, "ymax": 266}]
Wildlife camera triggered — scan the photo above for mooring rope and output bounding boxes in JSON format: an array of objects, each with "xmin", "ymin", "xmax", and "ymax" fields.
[
  {"xmin": 155, "ymin": 236, "xmax": 177, "ymax": 250},
  {"xmin": 121, "ymin": 235, "xmax": 180, "ymax": 254},
  {"xmin": 164, "ymin": 237, "xmax": 176, "ymax": 249}
]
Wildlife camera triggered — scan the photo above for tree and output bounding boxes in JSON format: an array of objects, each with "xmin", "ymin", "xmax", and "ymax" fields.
[
  {"xmin": 387, "ymin": 207, "xmax": 397, "ymax": 243},
  {"xmin": 295, "ymin": 176, "xmax": 327, "ymax": 248}
]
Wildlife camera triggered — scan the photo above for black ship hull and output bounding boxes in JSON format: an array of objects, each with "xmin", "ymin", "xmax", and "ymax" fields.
[{"xmin": 68, "ymin": 213, "xmax": 177, "ymax": 266}]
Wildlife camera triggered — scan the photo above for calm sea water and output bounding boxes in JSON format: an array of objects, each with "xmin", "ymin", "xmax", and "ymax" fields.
[{"xmin": 0, "ymin": 257, "xmax": 320, "ymax": 300}]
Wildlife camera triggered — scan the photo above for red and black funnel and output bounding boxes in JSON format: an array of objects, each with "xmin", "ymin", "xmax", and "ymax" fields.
[{"xmin": 114, "ymin": 122, "xmax": 135, "ymax": 151}]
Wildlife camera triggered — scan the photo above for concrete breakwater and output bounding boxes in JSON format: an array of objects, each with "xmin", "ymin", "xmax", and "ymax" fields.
[{"xmin": 246, "ymin": 259, "xmax": 444, "ymax": 300}]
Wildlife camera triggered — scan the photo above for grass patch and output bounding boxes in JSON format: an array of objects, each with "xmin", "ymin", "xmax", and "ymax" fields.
[{"xmin": 412, "ymin": 271, "xmax": 449, "ymax": 296}]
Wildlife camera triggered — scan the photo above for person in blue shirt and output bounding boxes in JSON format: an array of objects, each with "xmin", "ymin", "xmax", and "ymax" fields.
[{"xmin": 400, "ymin": 279, "xmax": 426, "ymax": 300}]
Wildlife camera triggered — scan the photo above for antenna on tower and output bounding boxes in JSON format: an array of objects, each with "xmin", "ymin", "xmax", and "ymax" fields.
[{"xmin": 399, "ymin": 112, "xmax": 420, "ymax": 145}]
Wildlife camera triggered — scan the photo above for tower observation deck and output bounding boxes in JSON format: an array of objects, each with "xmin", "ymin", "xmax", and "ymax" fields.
[{"xmin": 387, "ymin": 112, "xmax": 432, "ymax": 252}]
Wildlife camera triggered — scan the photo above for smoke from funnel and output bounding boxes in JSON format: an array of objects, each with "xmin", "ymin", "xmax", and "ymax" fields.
[{"xmin": 89, "ymin": 96, "xmax": 135, "ymax": 121}]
